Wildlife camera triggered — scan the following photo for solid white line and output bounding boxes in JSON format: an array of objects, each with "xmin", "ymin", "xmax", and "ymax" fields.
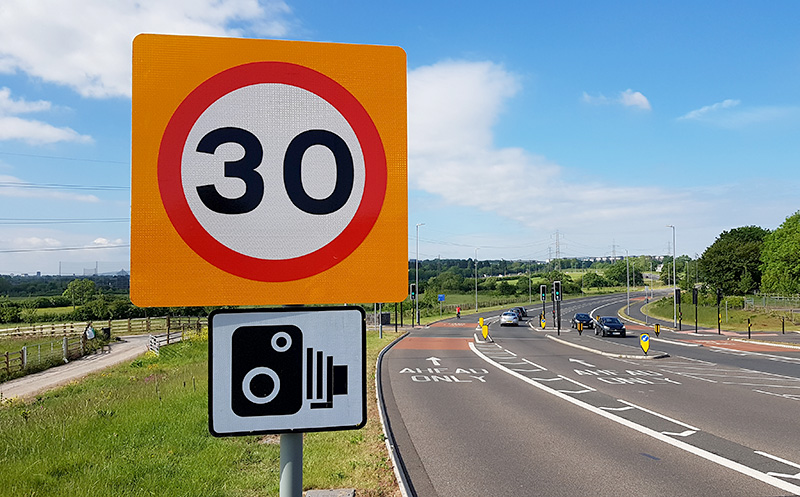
[
  {"xmin": 651, "ymin": 337, "xmax": 702, "ymax": 347},
  {"xmin": 616, "ymin": 399, "xmax": 700, "ymax": 431},
  {"xmin": 599, "ymin": 406, "xmax": 634, "ymax": 411},
  {"xmin": 756, "ymin": 451, "xmax": 800, "ymax": 470},
  {"xmin": 469, "ymin": 341, "xmax": 800, "ymax": 496}
]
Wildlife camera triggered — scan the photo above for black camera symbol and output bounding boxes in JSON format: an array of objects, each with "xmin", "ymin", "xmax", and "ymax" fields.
[{"xmin": 231, "ymin": 325, "xmax": 303, "ymax": 417}]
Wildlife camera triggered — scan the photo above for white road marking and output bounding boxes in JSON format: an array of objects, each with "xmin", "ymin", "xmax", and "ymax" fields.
[{"xmin": 469, "ymin": 341, "xmax": 800, "ymax": 496}]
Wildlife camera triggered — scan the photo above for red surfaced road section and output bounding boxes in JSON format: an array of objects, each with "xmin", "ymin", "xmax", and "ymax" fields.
[{"xmin": 392, "ymin": 337, "xmax": 472, "ymax": 350}]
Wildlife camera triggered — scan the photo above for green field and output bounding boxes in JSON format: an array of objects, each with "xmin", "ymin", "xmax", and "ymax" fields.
[
  {"xmin": 0, "ymin": 329, "xmax": 401, "ymax": 496},
  {"xmin": 644, "ymin": 297, "xmax": 800, "ymax": 333}
]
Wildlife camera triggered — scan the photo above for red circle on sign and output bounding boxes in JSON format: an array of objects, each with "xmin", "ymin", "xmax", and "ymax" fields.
[{"xmin": 158, "ymin": 62, "xmax": 387, "ymax": 282}]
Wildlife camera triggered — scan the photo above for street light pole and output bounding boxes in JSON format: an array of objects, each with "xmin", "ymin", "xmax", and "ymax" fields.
[
  {"xmin": 415, "ymin": 223, "xmax": 424, "ymax": 327},
  {"xmin": 667, "ymin": 225, "xmax": 676, "ymax": 327},
  {"xmin": 474, "ymin": 248, "xmax": 479, "ymax": 313},
  {"xmin": 625, "ymin": 249, "xmax": 630, "ymax": 313}
]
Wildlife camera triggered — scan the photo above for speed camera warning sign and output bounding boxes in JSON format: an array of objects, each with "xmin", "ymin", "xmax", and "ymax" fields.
[{"xmin": 131, "ymin": 34, "xmax": 407, "ymax": 306}]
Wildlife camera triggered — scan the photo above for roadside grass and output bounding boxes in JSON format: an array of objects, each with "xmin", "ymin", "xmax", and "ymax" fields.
[
  {"xmin": 0, "ymin": 328, "xmax": 402, "ymax": 496},
  {"xmin": 644, "ymin": 298, "xmax": 800, "ymax": 333}
]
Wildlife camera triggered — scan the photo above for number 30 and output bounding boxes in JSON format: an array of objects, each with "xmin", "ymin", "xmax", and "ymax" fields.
[{"xmin": 196, "ymin": 127, "xmax": 355, "ymax": 216}]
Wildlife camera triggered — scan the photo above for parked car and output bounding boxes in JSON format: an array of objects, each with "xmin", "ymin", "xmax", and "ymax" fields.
[
  {"xmin": 570, "ymin": 313, "xmax": 593, "ymax": 329},
  {"xmin": 500, "ymin": 311, "xmax": 519, "ymax": 326},
  {"xmin": 595, "ymin": 316, "xmax": 626, "ymax": 337}
]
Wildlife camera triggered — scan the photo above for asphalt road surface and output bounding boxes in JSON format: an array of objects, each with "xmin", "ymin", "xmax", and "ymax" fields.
[{"xmin": 380, "ymin": 293, "xmax": 800, "ymax": 496}]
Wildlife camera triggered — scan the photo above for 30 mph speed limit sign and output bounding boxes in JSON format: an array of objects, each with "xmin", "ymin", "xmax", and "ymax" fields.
[{"xmin": 131, "ymin": 34, "xmax": 407, "ymax": 306}]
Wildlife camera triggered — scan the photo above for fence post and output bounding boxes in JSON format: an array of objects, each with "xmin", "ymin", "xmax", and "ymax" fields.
[
  {"xmin": 21, "ymin": 346, "xmax": 27, "ymax": 369},
  {"xmin": 128, "ymin": 318, "xmax": 132, "ymax": 334},
  {"xmin": 63, "ymin": 337, "xmax": 68, "ymax": 362},
  {"xmin": 147, "ymin": 317, "xmax": 151, "ymax": 332},
  {"xmin": 4, "ymin": 351, "xmax": 9, "ymax": 374}
]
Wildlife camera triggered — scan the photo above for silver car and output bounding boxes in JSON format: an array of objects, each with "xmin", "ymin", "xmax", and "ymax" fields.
[{"xmin": 500, "ymin": 311, "xmax": 519, "ymax": 326}]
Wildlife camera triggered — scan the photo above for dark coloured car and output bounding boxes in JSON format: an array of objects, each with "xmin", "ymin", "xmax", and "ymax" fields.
[
  {"xmin": 595, "ymin": 316, "xmax": 626, "ymax": 337},
  {"xmin": 512, "ymin": 306, "xmax": 527, "ymax": 318},
  {"xmin": 570, "ymin": 313, "xmax": 593, "ymax": 329}
]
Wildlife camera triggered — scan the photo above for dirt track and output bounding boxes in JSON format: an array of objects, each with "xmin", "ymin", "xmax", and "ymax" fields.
[{"xmin": 0, "ymin": 335, "xmax": 149, "ymax": 402}]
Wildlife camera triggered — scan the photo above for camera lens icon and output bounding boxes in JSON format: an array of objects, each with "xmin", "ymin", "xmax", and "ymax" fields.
[
  {"xmin": 271, "ymin": 331, "xmax": 292, "ymax": 352},
  {"xmin": 242, "ymin": 367, "xmax": 280, "ymax": 404},
  {"xmin": 231, "ymin": 325, "xmax": 303, "ymax": 417}
]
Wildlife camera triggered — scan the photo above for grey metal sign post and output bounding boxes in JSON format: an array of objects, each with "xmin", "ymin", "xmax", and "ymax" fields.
[{"xmin": 209, "ymin": 307, "xmax": 366, "ymax": 496}]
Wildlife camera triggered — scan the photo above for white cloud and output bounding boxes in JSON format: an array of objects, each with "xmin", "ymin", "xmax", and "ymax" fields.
[
  {"xmin": 679, "ymin": 98, "xmax": 740, "ymax": 121},
  {"xmin": 0, "ymin": 87, "xmax": 92, "ymax": 144},
  {"xmin": 582, "ymin": 89, "xmax": 651, "ymax": 110},
  {"xmin": 619, "ymin": 89, "xmax": 651, "ymax": 110},
  {"xmin": 678, "ymin": 99, "xmax": 798, "ymax": 127},
  {"xmin": 409, "ymin": 61, "xmax": 693, "ymax": 237},
  {"xmin": 11, "ymin": 236, "xmax": 62, "ymax": 249},
  {"xmin": 92, "ymin": 237, "xmax": 124, "ymax": 246},
  {"xmin": 0, "ymin": 0, "xmax": 294, "ymax": 99}
]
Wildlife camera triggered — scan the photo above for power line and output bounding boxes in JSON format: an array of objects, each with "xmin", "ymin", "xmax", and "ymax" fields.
[
  {"xmin": 0, "ymin": 244, "xmax": 129, "ymax": 254},
  {"xmin": 0, "ymin": 218, "xmax": 129, "ymax": 225},
  {"xmin": 0, "ymin": 181, "xmax": 128, "ymax": 191},
  {"xmin": 0, "ymin": 151, "xmax": 129, "ymax": 165}
]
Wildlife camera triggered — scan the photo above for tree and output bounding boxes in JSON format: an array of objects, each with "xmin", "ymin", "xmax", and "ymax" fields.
[
  {"xmin": 63, "ymin": 279, "xmax": 97, "ymax": 309},
  {"xmin": 700, "ymin": 226, "xmax": 769, "ymax": 295},
  {"xmin": 604, "ymin": 260, "xmax": 640, "ymax": 286},
  {"xmin": 760, "ymin": 211, "xmax": 800, "ymax": 294},
  {"xmin": 582, "ymin": 272, "xmax": 608, "ymax": 288}
]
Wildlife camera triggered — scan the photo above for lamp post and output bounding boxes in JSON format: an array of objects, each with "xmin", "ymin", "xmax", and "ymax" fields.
[
  {"xmin": 474, "ymin": 248, "xmax": 479, "ymax": 313},
  {"xmin": 415, "ymin": 223, "xmax": 424, "ymax": 327},
  {"xmin": 667, "ymin": 225, "xmax": 676, "ymax": 327},
  {"xmin": 625, "ymin": 249, "xmax": 630, "ymax": 313}
]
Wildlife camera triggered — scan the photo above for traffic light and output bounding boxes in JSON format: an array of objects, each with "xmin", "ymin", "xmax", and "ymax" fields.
[
  {"xmin": 410, "ymin": 283, "xmax": 416, "ymax": 300},
  {"xmin": 540, "ymin": 284, "xmax": 547, "ymax": 302},
  {"xmin": 674, "ymin": 288, "xmax": 681, "ymax": 306},
  {"xmin": 553, "ymin": 281, "xmax": 562, "ymax": 301},
  {"xmin": 716, "ymin": 288, "xmax": 723, "ymax": 306},
  {"xmin": 692, "ymin": 287, "xmax": 698, "ymax": 305}
]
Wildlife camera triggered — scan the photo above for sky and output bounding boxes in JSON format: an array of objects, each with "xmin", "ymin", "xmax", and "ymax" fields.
[{"xmin": 0, "ymin": 0, "xmax": 798, "ymax": 275}]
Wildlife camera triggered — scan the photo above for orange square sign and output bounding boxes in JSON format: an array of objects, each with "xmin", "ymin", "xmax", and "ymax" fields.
[{"xmin": 131, "ymin": 34, "xmax": 407, "ymax": 306}]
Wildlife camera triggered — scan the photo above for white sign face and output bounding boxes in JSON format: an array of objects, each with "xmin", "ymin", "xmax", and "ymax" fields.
[
  {"xmin": 182, "ymin": 83, "xmax": 367, "ymax": 260},
  {"xmin": 209, "ymin": 307, "xmax": 366, "ymax": 436}
]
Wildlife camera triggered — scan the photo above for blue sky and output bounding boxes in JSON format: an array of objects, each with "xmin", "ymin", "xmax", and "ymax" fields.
[{"xmin": 0, "ymin": 1, "xmax": 798, "ymax": 274}]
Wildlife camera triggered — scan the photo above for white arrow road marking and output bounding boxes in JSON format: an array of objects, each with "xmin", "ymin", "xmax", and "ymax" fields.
[
  {"xmin": 426, "ymin": 357, "xmax": 441, "ymax": 366},
  {"xmin": 662, "ymin": 430, "xmax": 698, "ymax": 437},
  {"xmin": 569, "ymin": 358, "xmax": 596, "ymax": 367}
]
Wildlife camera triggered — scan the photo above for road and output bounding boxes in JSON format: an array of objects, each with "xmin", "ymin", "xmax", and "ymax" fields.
[
  {"xmin": 379, "ymin": 293, "xmax": 800, "ymax": 496},
  {"xmin": 0, "ymin": 335, "xmax": 149, "ymax": 401}
]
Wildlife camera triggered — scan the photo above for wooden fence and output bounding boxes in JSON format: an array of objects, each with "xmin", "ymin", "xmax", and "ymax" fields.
[
  {"xmin": 147, "ymin": 328, "xmax": 188, "ymax": 356},
  {"xmin": 0, "ymin": 316, "xmax": 206, "ymax": 339},
  {"xmin": 1, "ymin": 334, "xmax": 89, "ymax": 376},
  {"xmin": 0, "ymin": 316, "xmax": 206, "ymax": 378}
]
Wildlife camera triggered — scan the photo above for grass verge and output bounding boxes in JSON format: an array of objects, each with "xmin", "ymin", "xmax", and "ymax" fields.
[
  {"xmin": 0, "ymin": 328, "xmax": 402, "ymax": 496},
  {"xmin": 644, "ymin": 298, "xmax": 800, "ymax": 333}
]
